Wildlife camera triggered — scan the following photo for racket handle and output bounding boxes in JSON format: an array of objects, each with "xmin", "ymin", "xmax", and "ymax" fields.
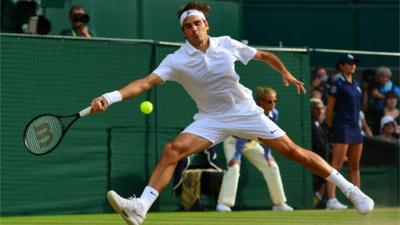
[{"xmin": 79, "ymin": 106, "xmax": 92, "ymax": 117}]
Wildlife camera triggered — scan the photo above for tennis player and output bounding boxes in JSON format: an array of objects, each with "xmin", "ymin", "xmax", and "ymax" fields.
[
  {"xmin": 217, "ymin": 87, "xmax": 293, "ymax": 212},
  {"xmin": 90, "ymin": 2, "xmax": 374, "ymax": 225}
]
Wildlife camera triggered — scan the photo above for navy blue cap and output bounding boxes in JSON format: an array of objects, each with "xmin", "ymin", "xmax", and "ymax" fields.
[{"xmin": 335, "ymin": 54, "xmax": 360, "ymax": 69}]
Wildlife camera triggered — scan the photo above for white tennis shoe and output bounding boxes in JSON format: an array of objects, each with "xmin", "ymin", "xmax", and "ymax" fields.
[
  {"xmin": 272, "ymin": 202, "xmax": 294, "ymax": 212},
  {"xmin": 107, "ymin": 190, "xmax": 146, "ymax": 225},
  {"xmin": 216, "ymin": 203, "xmax": 232, "ymax": 212},
  {"xmin": 346, "ymin": 186, "xmax": 374, "ymax": 215}
]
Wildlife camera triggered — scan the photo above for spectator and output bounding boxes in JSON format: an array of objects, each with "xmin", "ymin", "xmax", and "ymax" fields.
[
  {"xmin": 311, "ymin": 67, "xmax": 329, "ymax": 103},
  {"xmin": 311, "ymin": 90, "xmax": 323, "ymax": 100},
  {"xmin": 216, "ymin": 87, "xmax": 293, "ymax": 212},
  {"xmin": 60, "ymin": 5, "xmax": 95, "ymax": 38},
  {"xmin": 310, "ymin": 98, "xmax": 335, "ymax": 208},
  {"xmin": 371, "ymin": 66, "xmax": 400, "ymax": 110},
  {"xmin": 367, "ymin": 67, "xmax": 400, "ymax": 134},
  {"xmin": 326, "ymin": 54, "xmax": 363, "ymax": 210},
  {"xmin": 375, "ymin": 116, "xmax": 399, "ymax": 144},
  {"xmin": 383, "ymin": 91, "xmax": 399, "ymax": 126}
]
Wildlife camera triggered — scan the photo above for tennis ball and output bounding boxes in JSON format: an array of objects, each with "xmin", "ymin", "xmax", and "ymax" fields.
[{"xmin": 140, "ymin": 101, "xmax": 153, "ymax": 114}]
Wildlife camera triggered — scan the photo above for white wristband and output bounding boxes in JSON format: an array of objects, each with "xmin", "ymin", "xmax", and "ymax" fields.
[{"xmin": 102, "ymin": 90, "xmax": 122, "ymax": 105}]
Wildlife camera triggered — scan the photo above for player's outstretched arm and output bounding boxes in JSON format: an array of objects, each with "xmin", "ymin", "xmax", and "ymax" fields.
[
  {"xmin": 253, "ymin": 50, "xmax": 306, "ymax": 94},
  {"xmin": 90, "ymin": 73, "xmax": 162, "ymax": 114}
]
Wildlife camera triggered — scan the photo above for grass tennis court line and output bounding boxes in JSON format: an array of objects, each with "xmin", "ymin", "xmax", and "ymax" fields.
[{"xmin": 1, "ymin": 208, "xmax": 399, "ymax": 225}]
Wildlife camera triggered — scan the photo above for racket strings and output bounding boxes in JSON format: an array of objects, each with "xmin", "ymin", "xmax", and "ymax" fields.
[{"xmin": 24, "ymin": 115, "xmax": 63, "ymax": 154}]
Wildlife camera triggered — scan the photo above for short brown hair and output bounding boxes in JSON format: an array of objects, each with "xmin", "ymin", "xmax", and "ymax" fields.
[{"xmin": 177, "ymin": 2, "xmax": 211, "ymax": 19}]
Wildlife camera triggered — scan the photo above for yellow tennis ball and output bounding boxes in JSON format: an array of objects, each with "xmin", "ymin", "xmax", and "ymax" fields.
[{"xmin": 140, "ymin": 101, "xmax": 153, "ymax": 114}]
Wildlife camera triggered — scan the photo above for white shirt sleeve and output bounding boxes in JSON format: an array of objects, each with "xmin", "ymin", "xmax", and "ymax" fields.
[
  {"xmin": 152, "ymin": 54, "xmax": 176, "ymax": 82},
  {"xmin": 223, "ymin": 36, "xmax": 257, "ymax": 65}
]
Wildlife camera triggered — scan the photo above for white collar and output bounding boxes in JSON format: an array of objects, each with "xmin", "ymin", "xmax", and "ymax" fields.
[{"xmin": 184, "ymin": 36, "xmax": 215, "ymax": 55}]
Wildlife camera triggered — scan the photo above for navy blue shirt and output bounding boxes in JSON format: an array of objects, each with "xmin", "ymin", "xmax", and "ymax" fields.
[
  {"xmin": 329, "ymin": 74, "xmax": 362, "ymax": 143},
  {"xmin": 330, "ymin": 74, "xmax": 361, "ymax": 127}
]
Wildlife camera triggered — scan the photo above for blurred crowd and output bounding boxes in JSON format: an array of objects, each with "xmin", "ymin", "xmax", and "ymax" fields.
[
  {"xmin": 1, "ymin": 1, "xmax": 94, "ymax": 38},
  {"xmin": 311, "ymin": 65, "xmax": 399, "ymax": 143}
]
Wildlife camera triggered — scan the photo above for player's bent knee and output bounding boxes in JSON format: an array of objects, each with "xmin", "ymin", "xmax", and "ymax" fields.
[
  {"xmin": 172, "ymin": 140, "xmax": 191, "ymax": 154},
  {"xmin": 162, "ymin": 143, "xmax": 182, "ymax": 164},
  {"xmin": 163, "ymin": 140, "xmax": 192, "ymax": 163}
]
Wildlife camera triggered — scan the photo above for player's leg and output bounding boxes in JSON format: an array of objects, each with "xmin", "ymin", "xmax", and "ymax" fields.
[
  {"xmin": 326, "ymin": 143, "xmax": 349, "ymax": 210},
  {"xmin": 217, "ymin": 136, "xmax": 241, "ymax": 212},
  {"xmin": 260, "ymin": 135, "xmax": 374, "ymax": 215},
  {"xmin": 108, "ymin": 132, "xmax": 212, "ymax": 225},
  {"xmin": 243, "ymin": 144, "xmax": 292, "ymax": 211},
  {"xmin": 148, "ymin": 133, "xmax": 212, "ymax": 191},
  {"xmin": 260, "ymin": 135, "xmax": 332, "ymax": 177}
]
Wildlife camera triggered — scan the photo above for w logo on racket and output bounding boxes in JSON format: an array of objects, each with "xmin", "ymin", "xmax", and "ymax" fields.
[
  {"xmin": 33, "ymin": 122, "xmax": 53, "ymax": 148},
  {"xmin": 23, "ymin": 106, "xmax": 91, "ymax": 155}
]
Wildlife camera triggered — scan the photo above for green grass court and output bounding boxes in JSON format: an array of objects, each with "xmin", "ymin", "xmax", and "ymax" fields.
[{"xmin": 2, "ymin": 208, "xmax": 399, "ymax": 225}]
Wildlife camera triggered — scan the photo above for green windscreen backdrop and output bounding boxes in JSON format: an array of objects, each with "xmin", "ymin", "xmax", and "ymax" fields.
[{"xmin": 3, "ymin": 34, "xmax": 394, "ymax": 216}]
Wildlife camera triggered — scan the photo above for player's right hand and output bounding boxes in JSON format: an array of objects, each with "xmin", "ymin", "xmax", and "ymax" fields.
[{"xmin": 90, "ymin": 96, "xmax": 109, "ymax": 114}]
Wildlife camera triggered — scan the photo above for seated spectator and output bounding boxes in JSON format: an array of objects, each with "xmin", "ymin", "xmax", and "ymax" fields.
[
  {"xmin": 371, "ymin": 66, "xmax": 400, "ymax": 110},
  {"xmin": 383, "ymin": 91, "xmax": 399, "ymax": 126},
  {"xmin": 367, "ymin": 67, "xmax": 400, "ymax": 134},
  {"xmin": 311, "ymin": 90, "xmax": 323, "ymax": 100},
  {"xmin": 311, "ymin": 67, "xmax": 329, "ymax": 102},
  {"xmin": 376, "ymin": 116, "xmax": 399, "ymax": 144}
]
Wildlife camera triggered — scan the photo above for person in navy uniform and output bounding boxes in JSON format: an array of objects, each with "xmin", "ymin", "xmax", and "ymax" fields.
[{"xmin": 326, "ymin": 54, "xmax": 363, "ymax": 210}]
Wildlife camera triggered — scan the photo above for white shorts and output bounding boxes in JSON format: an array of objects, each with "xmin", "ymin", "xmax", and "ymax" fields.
[{"xmin": 182, "ymin": 113, "xmax": 286, "ymax": 145}]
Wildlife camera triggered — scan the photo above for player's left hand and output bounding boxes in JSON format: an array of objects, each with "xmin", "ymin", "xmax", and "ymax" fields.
[{"xmin": 282, "ymin": 71, "xmax": 306, "ymax": 94}]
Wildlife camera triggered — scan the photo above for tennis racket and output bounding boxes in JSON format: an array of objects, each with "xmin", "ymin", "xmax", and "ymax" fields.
[{"xmin": 23, "ymin": 106, "xmax": 92, "ymax": 155}]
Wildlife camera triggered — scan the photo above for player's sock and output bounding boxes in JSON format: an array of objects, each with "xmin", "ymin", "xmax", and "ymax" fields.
[
  {"xmin": 325, "ymin": 169, "xmax": 354, "ymax": 195},
  {"xmin": 140, "ymin": 186, "xmax": 159, "ymax": 212}
]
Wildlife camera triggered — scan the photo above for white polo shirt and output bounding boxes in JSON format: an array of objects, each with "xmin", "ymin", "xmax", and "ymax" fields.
[{"xmin": 153, "ymin": 36, "xmax": 263, "ymax": 120}]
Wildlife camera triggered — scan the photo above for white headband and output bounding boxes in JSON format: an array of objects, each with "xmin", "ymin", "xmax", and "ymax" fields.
[{"xmin": 179, "ymin": 9, "xmax": 206, "ymax": 26}]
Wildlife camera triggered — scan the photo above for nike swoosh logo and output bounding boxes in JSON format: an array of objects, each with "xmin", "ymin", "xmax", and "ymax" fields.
[
  {"xmin": 270, "ymin": 130, "xmax": 278, "ymax": 134},
  {"xmin": 150, "ymin": 191, "xmax": 157, "ymax": 197}
]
